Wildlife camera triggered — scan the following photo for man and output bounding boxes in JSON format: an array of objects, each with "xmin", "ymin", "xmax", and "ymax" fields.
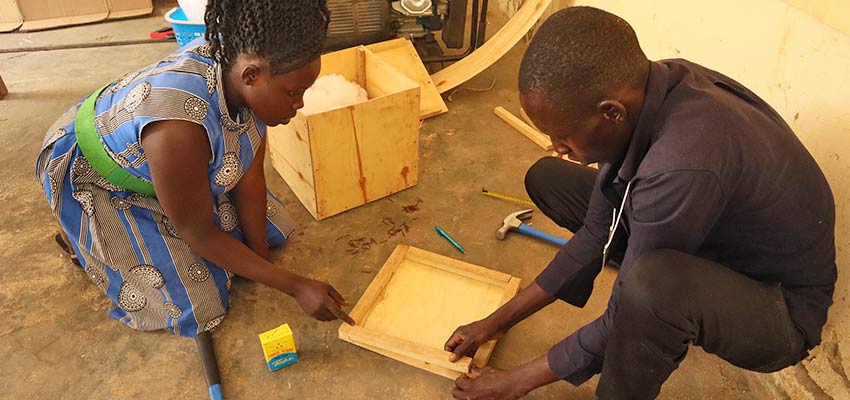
[{"xmin": 445, "ymin": 6, "xmax": 835, "ymax": 399}]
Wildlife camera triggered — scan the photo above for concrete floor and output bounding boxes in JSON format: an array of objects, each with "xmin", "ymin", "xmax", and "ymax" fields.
[{"xmin": 0, "ymin": 2, "xmax": 780, "ymax": 399}]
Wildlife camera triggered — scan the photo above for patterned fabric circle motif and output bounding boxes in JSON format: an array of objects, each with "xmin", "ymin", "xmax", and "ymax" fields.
[
  {"xmin": 205, "ymin": 65, "xmax": 217, "ymax": 95},
  {"xmin": 266, "ymin": 200, "xmax": 277, "ymax": 217},
  {"xmin": 204, "ymin": 314, "xmax": 226, "ymax": 332},
  {"xmin": 220, "ymin": 114, "xmax": 247, "ymax": 135},
  {"xmin": 94, "ymin": 176, "xmax": 124, "ymax": 192},
  {"xmin": 127, "ymin": 193, "xmax": 149, "ymax": 202},
  {"xmin": 217, "ymin": 201, "xmax": 238, "ymax": 232},
  {"xmin": 161, "ymin": 216, "xmax": 180, "ymax": 238},
  {"xmin": 110, "ymin": 196, "xmax": 131, "ymax": 210},
  {"xmin": 188, "ymin": 262, "xmax": 210, "ymax": 282},
  {"xmin": 72, "ymin": 190, "xmax": 95, "ymax": 216},
  {"xmin": 214, "ymin": 152, "xmax": 242, "ymax": 189},
  {"xmin": 123, "ymin": 82, "xmax": 151, "ymax": 113},
  {"xmin": 117, "ymin": 71, "xmax": 140, "ymax": 89},
  {"xmin": 194, "ymin": 43, "xmax": 213, "ymax": 58},
  {"xmin": 117, "ymin": 282, "xmax": 147, "ymax": 312},
  {"xmin": 129, "ymin": 264, "xmax": 164, "ymax": 289},
  {"xmin": 86, "ymin": 265, "xmax": 105, "ymax": 286},
  {"xmin": 184, "ymin": 96, "xmax": 208, "ymax": 121},
  {"xmin": 164, "ymin": 301, "xmax": 183, "ymax": 318},
  {"xmin": 72, "ymin": 156, "xmax": 93, "ymax": 178}
]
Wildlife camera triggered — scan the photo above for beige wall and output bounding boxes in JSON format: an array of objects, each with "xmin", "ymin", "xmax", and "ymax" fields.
[
  {"xmin": 502, "ymin": 0, "xmax": 850, "ymax": 397},
  {"xmin": 786, "ymin": 0, "xmax": 850, "ymax": 36}
]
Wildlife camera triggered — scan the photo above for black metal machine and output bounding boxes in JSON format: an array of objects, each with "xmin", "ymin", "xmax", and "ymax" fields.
[{"xmin": 323, "ymin": 0, "xmax": 488, "ymax": 63}]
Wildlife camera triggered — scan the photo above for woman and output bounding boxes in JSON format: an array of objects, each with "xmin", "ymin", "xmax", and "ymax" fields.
[{"xmin": 35, "ymin": 0, "xmax": 353, "ymax": 340}]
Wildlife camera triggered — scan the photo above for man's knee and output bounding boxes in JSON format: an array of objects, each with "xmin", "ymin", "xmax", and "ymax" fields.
[
  {"xmin": 525, "ymin": 157, "xmax": 562, "ymax": 195},
  {"xmin": 619, "ymin": 249, "xmax": 695, "ymax": 314},
  {"xmin": 524, "ymin": 156, "xmax": 591, "ymax": 196}
]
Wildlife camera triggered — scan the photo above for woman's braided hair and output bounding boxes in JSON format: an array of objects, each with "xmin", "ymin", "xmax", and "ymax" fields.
[{"xmin": 205, "ymin": 0, "xmax": 330, "ymax": 74}]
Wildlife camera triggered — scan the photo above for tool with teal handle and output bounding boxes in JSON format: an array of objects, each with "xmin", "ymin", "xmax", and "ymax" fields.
[
  {"xmin": 436, "ymin": 226, "xmax": 465, "ymax": 254},
  {"xmin": 496, "ymin": 209, "xmax": 568, "ymax": 247}
]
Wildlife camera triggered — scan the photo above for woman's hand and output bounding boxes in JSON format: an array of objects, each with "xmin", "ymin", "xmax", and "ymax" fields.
[{"xmin": 292, "ymin": 277, "xmax": 356, "ymax": 325}]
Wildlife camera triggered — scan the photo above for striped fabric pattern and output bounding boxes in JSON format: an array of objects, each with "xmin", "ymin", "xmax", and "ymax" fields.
[{"xmin": 35, "ymin": 38, "xmax": 295, "ymax": 338}]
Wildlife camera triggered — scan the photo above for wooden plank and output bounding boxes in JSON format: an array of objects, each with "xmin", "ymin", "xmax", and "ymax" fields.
[
  {"xmin": 342, "ymin": 244, "xmax": 409, "ymax": 326},
  {"xmin": 472, "ymin": 277, "xmax": 521, "ymax": 368},
  {"xmin": 267, "ymin": 120, "xmax": 318, "ymax": 218},
  {"xmin": 307, "ymin": 105, "xmax": 367, "ymax": 219},
  {"xmin": 355, "ymin": 46, "xmax": 367, "ymax": 90},
  {"xmin": 342, "ymin": 337, "xmax": 466, "ymax": 379},
  {"xmin": 404, "ymin": 246, "xmax": 513, "ymax": 285},
  {"xmin": 494, "ymin": 106, "xmax": 553, "ymax": 151},
  {"xmin": 500, "ymin": 277, "xmax": 522, "ymax": 305},
  {"xmin": 318, "ymin": 46, "xmax": 359, "ymax": 83},
  {"xmin": 367, "ymin": 38, "xmax": 449, "ymax": 119},
  {"xmin": 353, "ymin": 86, "xmax": 419, "ymax": 201},
  {"xmin": 430, "ymin": 0, "xmax": 551, "ymax": 93},
  {"xmin": 343, "ymin": 325, "xmax": 473, "ymax": 373},
  {"xmin": 339, "ymin": 245, "xmax": 521, "ymax": 379},
  {"xmin": 519, "ymin": 107, "xmax": 543, "ymax": 132},
  {"xmin": 364, "ymin": 49, "xmax": 419, "ymax": 99}
]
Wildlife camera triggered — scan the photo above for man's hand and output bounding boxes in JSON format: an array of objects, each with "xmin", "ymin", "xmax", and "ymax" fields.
[
  {"xmin": 292, "ymin": 277, "xmax": 356, "ymax": 325},
  {"xmin": 452, "ymin": 367, "xmax": 528, "ymax": 400},
  {"xmin": 445, "ymin": 318, "xmax": 504, "ymax": 362}
]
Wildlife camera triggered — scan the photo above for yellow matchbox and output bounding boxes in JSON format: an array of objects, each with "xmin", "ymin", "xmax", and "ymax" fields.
[{"xmin": 259, "ymin": 323, "xmax": 298, "ymax": 371}]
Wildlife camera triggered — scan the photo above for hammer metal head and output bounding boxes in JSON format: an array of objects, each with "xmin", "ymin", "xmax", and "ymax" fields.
[{"xmin": 496, "ymin": 209, "xmax": 533, "ymax": 240}]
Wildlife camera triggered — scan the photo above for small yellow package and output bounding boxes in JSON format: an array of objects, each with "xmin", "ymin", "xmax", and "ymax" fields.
[{"xmin": 259, "ymin": 323, "xmax": 298, "ymax": 371}]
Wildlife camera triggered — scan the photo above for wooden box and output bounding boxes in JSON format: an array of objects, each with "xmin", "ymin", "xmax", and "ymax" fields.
[
  {"xmin": 268, "ymin": 46, "xmax": 420, "ymax": 220},
  {"xmin": 339, "ymin": 245, "xmax": 522, "ymax": 379}
]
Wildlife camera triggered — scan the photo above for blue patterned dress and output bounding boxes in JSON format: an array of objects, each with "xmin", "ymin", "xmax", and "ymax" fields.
[{"xmin": 35, "ymin": 38, "xmax": 295, "ymax": 337}]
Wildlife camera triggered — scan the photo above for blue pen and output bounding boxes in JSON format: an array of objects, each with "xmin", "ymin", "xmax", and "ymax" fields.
[{"xmin": 435, "ymin": 226, "xmax": 465, "ymax": 254}]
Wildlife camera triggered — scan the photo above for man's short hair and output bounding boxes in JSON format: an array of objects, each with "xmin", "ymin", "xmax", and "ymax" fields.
[{"xmin": 519, "ymin": 6, "xmax": 648, "ymax": 106}]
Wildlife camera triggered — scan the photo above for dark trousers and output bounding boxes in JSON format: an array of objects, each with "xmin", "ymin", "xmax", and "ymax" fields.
[{"xmin": 525, "ymin": 157, "xmax": 808, "ymax": 399}]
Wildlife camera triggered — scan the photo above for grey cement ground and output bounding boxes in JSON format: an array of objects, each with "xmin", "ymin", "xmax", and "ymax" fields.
[{"xmin": 0, "ymin": 2, "xmax": 777, "ymax": 399}]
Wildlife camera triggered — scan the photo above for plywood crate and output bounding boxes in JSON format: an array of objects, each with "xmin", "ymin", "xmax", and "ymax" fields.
[{"xmin": 268, "ymin": 46, "xmax": 420, "ymax": 220}]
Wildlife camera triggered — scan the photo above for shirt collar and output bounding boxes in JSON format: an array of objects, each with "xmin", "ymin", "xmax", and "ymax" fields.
[{"xmin": 614, "ymin": 61, "xmax": 670, "ymax": 183}]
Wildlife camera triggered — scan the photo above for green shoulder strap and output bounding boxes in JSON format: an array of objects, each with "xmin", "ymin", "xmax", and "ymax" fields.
[{"xmin": 75, "ymin": 85, "xmax": 156, "ymax": 197}]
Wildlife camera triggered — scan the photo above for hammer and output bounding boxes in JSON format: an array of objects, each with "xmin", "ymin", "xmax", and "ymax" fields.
[{"xmin": 497, "ymin": 209, "xmax": 568, "ymax": 247}]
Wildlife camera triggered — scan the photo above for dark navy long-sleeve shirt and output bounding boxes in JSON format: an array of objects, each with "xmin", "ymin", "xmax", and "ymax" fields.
[{"xmin": 536, "ymin": 59, "xmax": 836, "ymax": 384}]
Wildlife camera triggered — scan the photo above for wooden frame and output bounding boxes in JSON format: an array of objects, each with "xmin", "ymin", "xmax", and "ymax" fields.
[
  {"xmin": 430, "ymin": 0, "xmax": 551, "ymax": 93},
  {"xmin": 339, "ymin": 245, "xmax": 521, "ymax": 379}
]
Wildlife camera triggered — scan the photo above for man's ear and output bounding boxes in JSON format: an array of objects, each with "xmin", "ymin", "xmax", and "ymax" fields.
[{"xmin": 598, "ymin": 100, "xmax": 627, "ymax": 124}]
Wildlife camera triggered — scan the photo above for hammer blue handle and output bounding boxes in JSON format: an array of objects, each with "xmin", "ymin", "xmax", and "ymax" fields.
[{"xmin": 518, "ymin": 224, "xmax": 568, "ymax": 247}]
